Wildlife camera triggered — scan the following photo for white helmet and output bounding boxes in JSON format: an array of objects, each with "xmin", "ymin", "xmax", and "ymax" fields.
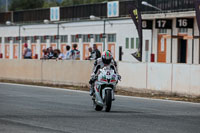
[{"xmin": 102, "ymin": 50, "xmax": 112, "ymax": 64}]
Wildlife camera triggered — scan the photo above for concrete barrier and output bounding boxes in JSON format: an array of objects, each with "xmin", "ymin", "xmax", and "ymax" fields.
[
  {"xmin": 172, "ymin": 64, "xmax": 191, "ymax": 95},
  {"xmin": 0, "ymin": 59, "xmax": 42, "ymax": 82},
  {"xmin": 188, "ymin": 65, "xmax": 200, "ymax": 96},
  {"xmin": 0, "ymin": 59, "xmax": 199, "ymax": 97},
  {"xmin": 118, "ymin": 62, "xmax": 146, "ymax": 90},
  {"xmin": 147, "ymin": 63, "xmax": 172, "ymax": 93},
  {"xmin": 41, "ymin": 60, "xmax": 93, "ymax": 86}
]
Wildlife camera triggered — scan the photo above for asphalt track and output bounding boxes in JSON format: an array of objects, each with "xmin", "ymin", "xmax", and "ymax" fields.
[{"xmin": 0, "ymin": 83, "xmax": 200, "ymax": 133}]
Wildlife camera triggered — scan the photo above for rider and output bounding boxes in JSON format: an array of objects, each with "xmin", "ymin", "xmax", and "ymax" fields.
[{"xmin": 89, "ymin": 50, "xmax": 121, "ymax": 96}]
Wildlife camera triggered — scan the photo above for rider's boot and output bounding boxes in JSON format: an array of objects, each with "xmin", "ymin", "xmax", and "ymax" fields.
[
  {"xmin": 89, "ymin": 84, "xmax": 94, "ymax": 96},
  {"xmin": 112, "ymin": 93, "xmax": 115, "ymax": 101}
]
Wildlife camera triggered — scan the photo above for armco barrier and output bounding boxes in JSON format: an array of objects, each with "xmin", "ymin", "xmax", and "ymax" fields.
[{"xmin": 0, "ymin": 60, "xmax": 199, "ymax": 97}]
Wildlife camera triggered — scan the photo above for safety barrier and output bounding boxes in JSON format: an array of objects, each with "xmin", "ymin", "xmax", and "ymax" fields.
[{"xmin": 0, "ymin": 60, "xmax": 199, "ymax": 97}]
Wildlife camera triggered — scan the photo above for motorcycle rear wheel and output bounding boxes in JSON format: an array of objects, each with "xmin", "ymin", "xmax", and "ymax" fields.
[{"xmin": 105, "ymin": 89, "xmax": 112, "ymax": 112}]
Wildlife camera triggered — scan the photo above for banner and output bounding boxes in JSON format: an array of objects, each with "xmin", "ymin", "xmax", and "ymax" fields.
[
  {"xmin": 129, "ymin": 5, "xmax": 143, "ymax": 62},
  {"xmin": 195, "ymin": 0, "xmax": 200, "ymax": 32},
  {"xmin": 50, "ymin": 7, "xmax": 60, "ymax": 21},
  {"xmin": 107, "ymin": 1, "xmax": 119, "ymax": 18}
]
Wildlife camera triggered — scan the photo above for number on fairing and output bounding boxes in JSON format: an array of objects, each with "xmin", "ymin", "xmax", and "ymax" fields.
[{"xmin": 107, "ymin": 71, "xmax": 110, "ymax": 75}]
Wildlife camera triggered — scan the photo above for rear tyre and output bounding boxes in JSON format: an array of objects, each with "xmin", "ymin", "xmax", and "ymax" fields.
[{"xmin": 105, "ymin": 90, "xmax": 112, "ymax": 112}]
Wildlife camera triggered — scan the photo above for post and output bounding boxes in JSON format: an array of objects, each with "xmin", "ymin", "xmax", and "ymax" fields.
[
  {"xmin": 18, "ymin": 25, "xmax": 21, "ymax": 59},
  {"xmin": 57, "ymin": 23, "xmax": 60, "ymax": 49},
  {"xmin": 103, "ymin": 19, "xmax": 106, "ymax": 51},
  {"xmin": 5, "ymin": 0, "xmax": 8, "ymax": 12}
]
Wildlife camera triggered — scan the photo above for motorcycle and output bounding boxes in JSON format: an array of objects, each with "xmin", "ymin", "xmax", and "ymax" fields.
[{"xmin": 92, "ymin": 66, "xmax": 119, "ymax": 112}]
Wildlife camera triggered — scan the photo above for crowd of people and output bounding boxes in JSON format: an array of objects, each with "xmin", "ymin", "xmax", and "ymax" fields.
[
  {"xmin": 40, "ymin": 43, "xmax": 101, "ymax": 61},
  {"xmin": 40, "ymin": 44, "xmax": 79, "ymax": 60},
  {"xmin": 22, "ymin": 43, "xmax": 102, "ymax": 61}
]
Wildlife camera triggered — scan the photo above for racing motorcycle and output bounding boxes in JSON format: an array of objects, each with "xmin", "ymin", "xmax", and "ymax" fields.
[{"xmin": 92, "ymin": 66, "xmax": 119, "ymax": 112}]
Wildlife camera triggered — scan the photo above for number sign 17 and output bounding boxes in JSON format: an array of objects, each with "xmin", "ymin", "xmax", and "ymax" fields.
[
  {"xmin": 157, "ymin": 20, "xmax": 166, "ymax": 28},
  {"xmin": 156, "ymin": 19, "xmax": 172, "ymax": 29}
]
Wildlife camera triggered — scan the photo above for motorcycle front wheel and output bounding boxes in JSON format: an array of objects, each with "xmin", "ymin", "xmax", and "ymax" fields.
[{"xmin": 105, "ymin": 89, "xmax": 112, "ymax": 112}]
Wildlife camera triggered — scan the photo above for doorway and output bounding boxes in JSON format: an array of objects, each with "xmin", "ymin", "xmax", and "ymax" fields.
[
  {"xmin": 157, "ymin": 35, "xmax": 166, "ymax": 63},
  {"xmin": 178, "ymin": 39, "xmax": 187, "ymax": 63}
]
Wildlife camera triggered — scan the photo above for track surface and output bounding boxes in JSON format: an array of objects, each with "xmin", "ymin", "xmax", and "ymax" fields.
[{"xmin": 0, "ymin": 83, "xmax": 200, "ymax": 133}]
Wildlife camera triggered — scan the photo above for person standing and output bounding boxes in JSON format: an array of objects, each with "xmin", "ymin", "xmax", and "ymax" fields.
[
  {"xmin": 85, "ymin": 47, "xmax": 95, "ymax": 60},
  {"xmin": 70, "ymin": 44, "xmax": 80, "ymax": 60},
  {"xmin": 23, "ymin": 43, "xmax": 32, "ymax": 59},
  {"xmin": 65, "ymin": 45, "xmax": 71, "ymax": 60},
  {"xmin": 92, "ymin": 44, "xmax": 101, "ymax": 60}
]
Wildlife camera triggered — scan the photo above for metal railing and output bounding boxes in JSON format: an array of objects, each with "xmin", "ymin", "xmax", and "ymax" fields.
[{"xmin": 0, "ymin": 0, "xmax": 195, "ymax": 24}]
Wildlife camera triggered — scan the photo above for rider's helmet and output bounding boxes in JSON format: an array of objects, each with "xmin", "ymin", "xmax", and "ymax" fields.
[{"xmin": 102, "ymin": 50, "xmax": 112, "ymax": 65}]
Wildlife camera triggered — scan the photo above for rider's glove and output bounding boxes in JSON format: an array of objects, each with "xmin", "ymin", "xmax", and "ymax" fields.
[
  {"xmin": 89, "ymin": 74, "xmax": 97, "ymax": 84},
  {"xmin": 117, "ymin": 75, "xmax": 121, "ymax": 81}
]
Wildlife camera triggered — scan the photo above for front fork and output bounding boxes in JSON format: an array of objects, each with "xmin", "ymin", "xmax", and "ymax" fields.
[{"xmin": 102, "ymin": 88, "xmax": 115, "ymax": 101}]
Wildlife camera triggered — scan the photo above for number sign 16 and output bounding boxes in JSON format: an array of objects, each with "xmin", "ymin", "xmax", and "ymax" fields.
[{"xmin": 176, "ymin": 18, "xmax": 194, "ymax": 28}]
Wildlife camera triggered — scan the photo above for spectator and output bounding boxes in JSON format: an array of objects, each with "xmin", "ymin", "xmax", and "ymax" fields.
[
  {"xmin": 52, "ymin": 49, "xmax": 60, "ymax": 59},
  {"xmin": 70, "ymin": 44, "xmax": 80, "ymax": 60},
  {"xmin": 65, "ymin": 45, "xmax": 71, "ymax": 60},
  {"xmin": 41, "ymin": 49, "xmax": 48, "ymax": 59},
  {"xmin": 92, "ymin": 44, "xmax": 101, "ymax": 60},
  {"xmin": 48, "ymin": 47, "xmax": 54, "ymax": 59},
  {"xmin": 23, "ymin": 43, "xmax": 32, "ymax": 59},
  {"xmin": 57, "ymin": 49, "xmax": 65, "ymax": 60},
  {"xmin": 85, "ymin": 47, "xmax": 95, "ymax": 60}
]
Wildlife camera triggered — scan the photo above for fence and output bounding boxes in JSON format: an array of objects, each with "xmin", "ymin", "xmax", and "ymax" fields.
[{"xmin": 0, "ymin": 0, "xmax": 195, "ymax": 24}]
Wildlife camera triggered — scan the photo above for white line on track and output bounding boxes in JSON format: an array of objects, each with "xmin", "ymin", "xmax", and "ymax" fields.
[{"xmin": 0, "ymin": 82, "xmax": 200, "ymax": 105}]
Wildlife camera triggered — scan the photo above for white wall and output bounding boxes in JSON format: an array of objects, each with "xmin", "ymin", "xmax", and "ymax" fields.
[
  {"xmin": 147, "ymin": 63, "xmax": 172, "ymax": 93},
  {"xmin": 0, "ymin": 19, "xmax": 152, "ymax": 62},
  {"xmin": 118, "ymin": 62, "xmax": 147, "ymax": 89}
]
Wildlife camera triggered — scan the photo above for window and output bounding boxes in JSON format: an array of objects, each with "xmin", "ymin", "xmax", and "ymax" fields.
[
  {"xmin": 5, "ymin": 37, "xmax": 10, "ymax": 43},
  {"xmin": 40, "ymin": 36, "xmax": 46, "ymax": 43},
  {"xmin": 136, "ymin": 38, "xmax": 139, "ymax": 49},
  {"xmin": 158, "ymin": 29, "xmax": 167, "ymax": 34},
  {"xmin": 125, "ymin": 38, "xmax": 129, "ymax": 49},
  {"xmin": 179, "ymin": 28, "xmax": 188, "ymax": 34},
  {"xmin": 61, "ymin": 35, "xmax": 68, "ymax": 43},
  {"xmin": 131, "ymin": 38, "xmax": 134, "ymax": 49},
  {"xmin": 71, "ymin": 35, "xmax": 79, "ymax": 43},
  {"xmin": 22, "ymin": 37, "xmax": 30, "ymax": 43},
  {"xmin": 31, "ymin": 36, "xmax": 37, "ymax": 43},
  {"xmin": 13, "ymin": 37, "xmax": 19, "ymax": 43},
  {"xmin": 108, "ymin": 34, "xmax": 116, "ymax": 42},
  {"xmin": 82, "ymin": 35, "xmax": 90, "ymax": 42},
  {"xmin": 50, "ymin": 36, "xmax": 57, "ymax": 43},
  {"xmin": 95, "ymin": 35, "xmax": 103, "ymax": 42}
]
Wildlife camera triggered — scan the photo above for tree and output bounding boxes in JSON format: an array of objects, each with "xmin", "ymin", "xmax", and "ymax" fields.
[
  {"xmin": 43, "ymin": 2, "xmax": 59, "ymax": 8},
  {"xmin": 9, "ymin": 0, "xmax": 45, "ymax": 11},
  {"xmin": 61, "ymin": 0, "xmax": 74, "ymax": 6}
]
